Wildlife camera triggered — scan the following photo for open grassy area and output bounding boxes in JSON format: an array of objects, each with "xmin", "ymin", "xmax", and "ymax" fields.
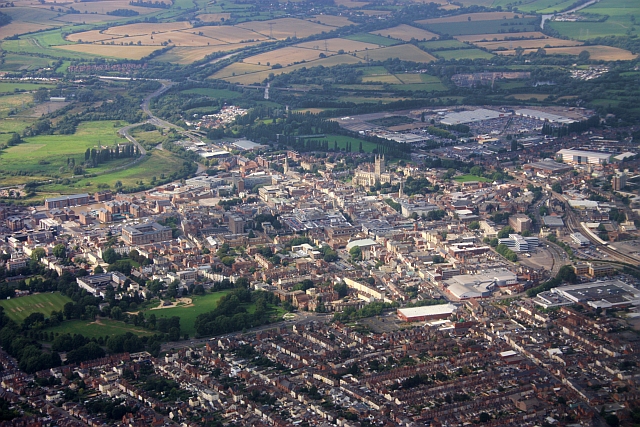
[
  {"xmin": 38, "ymin": 148, "xmax": 188, "ymax": 194},
  {"xmin": 0, "ymin": 292, "xmax": 72, "ymax": 323},
  {"xmin": 0, "ymin": 121, "xmax": 127, "ymax": 182},
  {"xmin": 46, "ymin": 318, "xmax": 155, "ymax": 339},
  {"xmin": 454, "ymin": 174, "xmax": 492, "ymax": 182},
  {"xmin": 547, "ymin": 0, "xmax": 640, "ymax": 39},
  {"xmin": 140, "ymin": 291, "xmax": 233, "ymax": 336},
  {"xmin": 0, "ymin": 82, "xmax": 55, "ymax": 93},
  {"xmin": 180, "ymin": 88, "xmax": 243, "ymax": 99},
  {"xmin": 323, "ymin": 134, "xmax": 379, "ymax": 153}
]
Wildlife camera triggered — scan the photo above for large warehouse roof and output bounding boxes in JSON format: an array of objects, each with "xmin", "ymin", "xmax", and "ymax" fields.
[
  {"xmin": 440, "ymin": 108, "xmax": 503, "ymax": 125},
  {"xmin": 397, "ymin": 304, "xmax": 457, "ymax": 319}
]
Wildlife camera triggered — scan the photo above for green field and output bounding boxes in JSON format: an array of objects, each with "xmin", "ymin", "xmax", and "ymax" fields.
[
  {"xmin": 434, "ymin": 49, "xmax": 495, "ymax": 60},
  {"xmin": 345, "ymin": 33, "xmax": 401, "ymax": 46},
  {"xmin": 423, "ymin": 18, "xmax": 540, "ymax": 36},
  {"xmin": 181, "ymin": 88, "xmax": 243, "ymax": 99},
  {"xmin": 0, "ymin": 292, "xmax": 72, "ymax": 323},
  {"xmin": 37, "ymin": 149, "xmax": 188, "ymax": 194},
  {"xmin": 392, "ymin": 82, "xmax": 448, "ymax": 92},
  {"xmin": 419, "ymin": 39, "xmax": 473, "ymax": 50},
  {"xmin": 0, "ymin": 82, "xmax": 55, "ymax": 93},
  {"xmin": 0, "ymin": 93, "xmax": 33, "ymax": 119},
  {"xmin": 140, "ymin": 291, "xmax": 232, "ymax": 336},
  {"xmin": 46, "ymin": 318, "xmax": 154, "ymax": 339},
  {"xmin": 0, "ymin": 121, "xmax": 127, "ymax": 180},
  {"xmin": 0, "ymin": 54, "xmax": 55, "ymax": 72},
  {"xmin": 323, "ymin": 134, "xmax": 380, "ymax": 153},
  {"xmin": 454, "ymin": 174, "xmax": 492, "ymax": 182},
  {"xmin": 547, "ymin": 0, "xmax": 640, "ymax": 39}
]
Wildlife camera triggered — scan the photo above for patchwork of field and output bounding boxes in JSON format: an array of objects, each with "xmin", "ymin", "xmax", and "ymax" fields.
[
  {"xmin": 102, "ymin": 22, "xmax": 192, "ymax": 36},
  {"xmin": 455, "ymin": 31, "xmax": 549, "ymax": 42},
  {"xmin": 218, "ymin": 54, "xmax": 364, "ymax": 84},
  {"xmin": 0, "ymin": 21, "xmax": 54, "ymax": 40},
  {"xmin": 475, "ymin": 37, "xmax": 582, "ymax": 50},
  {"xmin": 420, "ymin": 17, "xmax": 540, "ymax": 36},
  {"xmin": 210, "ymin": 62, "xmax": 271, "ymax": 79},
  {"xmin": 547, "ymin": 0, "xmax": 640, "ymax": 39},
  {"xmin": 54, "ymin": 44, "xmax": 161, "ymax": 59},
  {"xmin": 308, "ymin": 15, "xmax": 354, "ymax": 27},
  {"xmin": 419, "ymin": 39, "xmax": 472, "ymax": 50},
  {"xmin": 197, "ymin": 13, "xmax": 232, "ymax": 22},
  {"xmin": 434, "ymin": 48, "xmax": 495, "ymax": 59},
  {"xmin": 354, "ymin": 44, "xmax": 436, "ymax": 62},
  {"xmin": 244, "ymin": 46, "xmax": 337, "ymax": 66},
  {"xmin": 237, "ymin": 18, "xmax": 334, "ymax": 39},
  {"xmin": 295, "ymin": 38, "xmax": 381, "ymax": 52},
  {"xmin": 153, "ymin": 42, "xmax": 262, "ymax": 64},
  {"xmin": 495, "ymin": 45, "xmax": 637, "ymax": 60},
  {"xmin": 370, "ymin": 24, "xmax": 439, "ymax": 41},
  {"xmin": 417, "ymin": 11, "xmax": 525, "ymax": 24},
  {"xmin": 345, "ymin": 32, "xmax": 401, "ymax": 46},
  {"xmin": 362, "ymin": 74, "xmax": 403, "ymax": 84},
  {"xmin": 192, "ymin": 26, "xmax": 268, "ymax": 43}
]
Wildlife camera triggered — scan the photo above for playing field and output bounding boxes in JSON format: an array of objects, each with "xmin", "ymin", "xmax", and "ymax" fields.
[
  {"xmin": 0, "ymin": 292, "xmax": 72, "ymax": 323},
  {"xmin": 370, "ymin": 24, "xmax": 439, "ymax": 42},
  {"xmin": 355, "ymin": 44, "xmax": 437, "ymax": 62},
  {"xmin": 454, "ymin": 174, "xmax": 491, "ymax": 183},
  {"xmin": 237, "ymin": 18, "xmax": 333, "ymax": 39}
]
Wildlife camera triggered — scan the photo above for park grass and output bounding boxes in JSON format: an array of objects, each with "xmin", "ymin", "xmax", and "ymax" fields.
[
  {"xmin": 454, "ymin": 174, "xmax": 491, "ymax": 182},
  {"xmin": 181, "ymin": 88, "xmax": 242, "ymax": 99},
  {"xmin": 323, "ymin": 134, "xmax": 379, "ymax": 153},
  {"xmin": 46, "ymin": 318, "xmax": 155, "ymax": 339},
  {"xmin": 140, "ymin": 290, "xmax": 233, "ymax": 336},
  {"xmin": 0, "ymin": 121, "xmax": 127, "ymax": 180},
  {"xmin": 433, "ymin": 48, "xmax": 494, "ymax": 60},
  {"xmin": 0, "ymin": 292, "xmax": 72, "ymax": 323},
  {"xmin": 345, "ymin": 33, "xmax": 401, "ymax": 46},
  {"xmin": 38, "ymin": 149, "xmax": 188, "ymax": 194}
]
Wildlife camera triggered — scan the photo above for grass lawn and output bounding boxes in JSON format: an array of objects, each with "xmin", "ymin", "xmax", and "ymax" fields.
[
  {"xmin": 454, "ymin": 174, "xmax": 492, "ymax": 182},
  {"xmin": 322, "ymin": 134, "xmax": 379, "ymax": 153},
  {"xmin": 38, "ymin": 149, "xmax": 189, "ymax": 194},
  {"xmin": 0, "ymin": 292, "xmax": 72, "ymax": 323},
  {"xmin": 0, "ymin": 121, "xmax": 126, "ymax": 180},
  {"xmin": 46, "ymin": 318, "xmax": 155, "ymax": 339},
  {"xmin": 140, "ymin": 291, "xmax": 233, "ymax": 337}
]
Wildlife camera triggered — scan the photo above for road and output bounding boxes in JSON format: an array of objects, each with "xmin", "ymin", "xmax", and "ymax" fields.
[{"xmin": 160, "ymin": 312, "xmax": 330, "ymax": 352}]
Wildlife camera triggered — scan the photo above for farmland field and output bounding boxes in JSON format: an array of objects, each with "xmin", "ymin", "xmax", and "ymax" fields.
[
  {"xmin": 0, "ymin": 82, "xmax": 54, "ymax": 93},
  {"xmin": 54, "ymin": 44, "xmax": 162, "ymax": 60},
  {"xmin": 434, "ymin": 49, "xmax": 494, "ymax": 59},
  {"xmin": 393, "ymin": 82, "xmax": 448, "ymax": 91},
  {"xmin": 295, "ymin": 38, "xmax": 381, "ymax": 52},
  {"xmin": 102, "ymin": 22, "xmax": 192, "ymax": 36},
  {"xmin": 362, "ymin": 74, "xmax": 403, "ymax": 84},
  {"xmin": 345, "ymin": 33, "xmax": 401, "ymax": 46},
  {"xmin": 419, "ymin": 39, "xmax": 472, "ymax": 50},
  {"xmin": 308, "ymin": 15, "xmax": 354, "ymax": 27},
  {"xmin": 0, "ymin": 93, "xmax": 33, "ymax": 118},
  {"xmin": 0, "ymin": 292, "xmax": 72, "ymax": 323},
  {"xmin": 105, "ymin": 31, "xmax": 219, "ymax": 47},
  {"xmin": 210, "ymin": 62, "xmax": 271, "ymax": 79},
  {"xmin": 416, "ymin": 11, "xmax": 525, "ymax": 24},
  {"xmin": 547, "ymin": 0, "xmax": 640, "ymax": 39},
  {"xmin": 0, "ymin": 22, "xmax": 55, "ymax": 40},
  {"xmin": 455, "ymin": 31, "xmax": 548, "ymax": 42},
  {"xmin": 509, "ymin": 93, "xmax": 549, "ymax": 100},
  {"xmin": 354, "ymin": 44, "xmax": 437, "ymax": 62},
  {"xmin": 189, "ymin": 26, "xmax": 268, "ymax": 43},
  {"xmin": 197, "ymin": 13, "xmax": 232, "ymax": 22},
  {"xmin": 218, "ymin": 54, "xmax": 364, "ymax": 84},
  {"xmin": 237, "ymin": 18, "xmax": 333, "ymax": 39},
  {"xmin": 181, "ymin": 88, "xmax": 242, "ymax": 99},
  {"xmin": 154, "ymin": 42, "xmax": 262, "ymax": 64},
  {"xmin": 244, "ymin": 46, "xmax": 339, "ymax": 66},
  {"xmin": 422, "ymin": 17, "xmax": 540, "ymax": 36},
  {"xmin": 495, "ymin": 45, "xmax": 636, "ymax": 60},
  {"xmin": 370, "ymin": 24, "xmax": 439, "ymax": 41},
  {"xmin": 474, "ymin": 37, "xmax": 581, "ymax": 50}
]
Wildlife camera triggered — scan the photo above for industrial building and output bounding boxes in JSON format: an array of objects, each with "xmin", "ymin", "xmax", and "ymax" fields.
[
  {"xmin": 570, "ymin": 232, "xmax": 590, "ymax": 246},
  {"xmin": 397, "ymin": 303, "xmax": 457, "ymax": 322},
  {"xmin": 533, "ymin": 280, "xmax": 640, "ymax": 309},
  {"xmin": 556, "ymin": 149, "xmax": 611, "ymax": 165},
  {"xmin": 444, "ymin": 269, "xmax": 517, "ymax": 299},
  {"xmin": 514, "ymin": 109, "xmax": 577, "ymax": 124},
  {"xmin": 121, "ymin": 222, "xmax": 173, "ymax": 245},
  {"xmin": 439, "ymin": 108, "xmax": 504, "ymax": 126}
]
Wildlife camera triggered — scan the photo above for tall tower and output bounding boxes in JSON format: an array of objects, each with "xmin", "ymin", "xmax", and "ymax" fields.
[
  {"xmin": 283, "ymin": 157, "xmax": 289, "ymax": 174},
  {"xmin": 399, "ymin": 178, "xmax": 404, "ymax": 198},
  {"xmin": 374, "ymin": 154, "xmax": 385, "ymax": 180}
]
